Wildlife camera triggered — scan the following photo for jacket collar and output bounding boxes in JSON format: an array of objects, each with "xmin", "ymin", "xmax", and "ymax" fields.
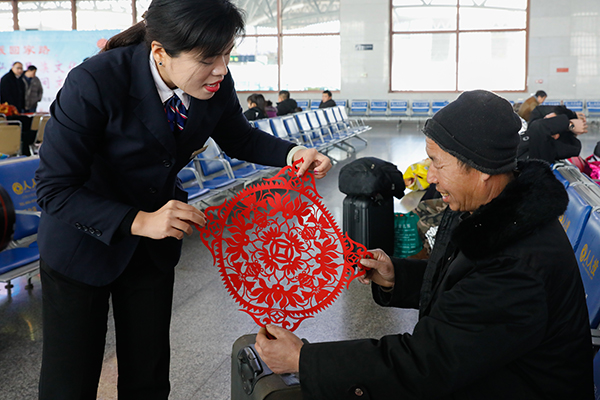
[{"xmin": 452, "ymin": 160, "xmax": 569, "ymax": 259}]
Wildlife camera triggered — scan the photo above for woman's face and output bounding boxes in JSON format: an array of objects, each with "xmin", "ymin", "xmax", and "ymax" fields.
[{"xmin": 152, "ymin": 41, "xmax": 233, "ymax": 100}]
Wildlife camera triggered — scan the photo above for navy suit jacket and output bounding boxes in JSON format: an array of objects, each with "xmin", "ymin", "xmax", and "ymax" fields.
[{"xmin": 36, "ymin": 43, "xmax": 295, "ymax": 286}]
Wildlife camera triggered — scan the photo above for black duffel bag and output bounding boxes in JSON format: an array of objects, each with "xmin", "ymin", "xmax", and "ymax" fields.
[
  {"xmin": 338, "ymin": 157, "xmax": 405, "ymax": 199},
  {"xmin": 0, "ymin": 184, "xmax": 15, "ymax": 252}
]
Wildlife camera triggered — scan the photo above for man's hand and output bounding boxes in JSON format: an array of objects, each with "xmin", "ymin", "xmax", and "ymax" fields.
[
  {"xmin": 255, "ymin": 325, "xmax": 304, "ymax": 374},
  {"xmin": 357, "ymin": 248, "xmax": 395, "ymax": 288},
  {"xmin": 292, "ymin": 148, "xmax": 332, "ymax": 179},
  {"xmin": 570, "ymin": 118, "xmax": 588, "ymax": 135},
  {"xmin": 131, "ymin": 200, "xmax": 206, "ymax": 240}
]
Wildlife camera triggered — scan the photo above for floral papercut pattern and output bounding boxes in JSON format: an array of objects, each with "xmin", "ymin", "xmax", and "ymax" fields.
[{"xmin": 199, "ymin": 161, "xmax": 370, "ymax": 331}]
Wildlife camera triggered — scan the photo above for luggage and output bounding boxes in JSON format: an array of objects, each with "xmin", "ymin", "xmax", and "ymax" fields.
[
  {"xmin": 231, "ymin": 334, "xmax": 302, "ymax": 400},
  {"xmin": 343, "ymin": 195, "xmax": 394, "ymax": 255},
  {"xmin": 338, "ymin": 157, "xmax": 405, "ymax": 199}
]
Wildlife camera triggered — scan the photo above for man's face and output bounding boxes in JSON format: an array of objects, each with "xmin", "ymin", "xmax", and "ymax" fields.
[
  {"xmin": 537, "ymin": 96, "xmax": 547, "ymax": 104},
  {"xmin": 425, "ymin": 138, "xmax": 488, "ymax": 212},
  {"xmin": 322, "ymin": 93, "xmax": 331, "ymax": 102},
  {"xmin": 11, "ymin": 63, "xmax": 23, "ymax": 77},
  {"xmin": 25, "ymin": 69, "xmax": 36, "ymax": 78}
]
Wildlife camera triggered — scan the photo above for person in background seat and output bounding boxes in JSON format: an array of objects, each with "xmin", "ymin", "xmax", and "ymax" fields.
[
  {"xmin": 318, "ymin": 90, "xmax": 336, "ymax": 109},
  {"xmin": 276, "ymin": 90, "xmax": 298, "ymax": 116}
]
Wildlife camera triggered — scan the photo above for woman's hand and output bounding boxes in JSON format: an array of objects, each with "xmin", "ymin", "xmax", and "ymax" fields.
[
  {"xmin": 131, "ymin": 200, "xmax": 206, "ymax": 240},
  {"xmin": 357, "ymin": 248, "xmax": 395, "ymax": 288},
  {"xmin": 292, "ymin": 148, "xmax": 332, "ymax": 179}
]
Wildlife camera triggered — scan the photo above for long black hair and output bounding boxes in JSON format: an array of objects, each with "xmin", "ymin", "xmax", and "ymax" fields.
[
  {"xmin": 247, "ymin": 93, "xmax": 266, "ymax": 113},
  {"xmin": 103, "ymin": 0, "xmax": 245, "ymax": 58}
]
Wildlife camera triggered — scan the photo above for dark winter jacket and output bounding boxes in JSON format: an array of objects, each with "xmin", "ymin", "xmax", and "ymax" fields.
[
  {"xmin": 276, "ymin": 98, "xmax": 298, "ymax": 116},
  {"xmin": 300, "ymin": 160, "xmax": 593, "ymax": 400},
  {"xmin": 243, "ymin": 106, "xmax": 267, "ymax": 121},
  {"xmin": 0, "ymin": 70, "xmax": 25, "ymax": 112},
  {"xmin": 24, "ymin": 75, "xmax": 43, "ymax": 111},
  {"xmin": 319, "ymin": 99, "xmax": 337, "ymax": 109},
  {"xmin": 518, "ymin": 114, "xmax": 581, "ymax": 163}
]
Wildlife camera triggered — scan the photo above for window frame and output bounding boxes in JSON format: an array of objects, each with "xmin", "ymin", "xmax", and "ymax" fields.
[{"xmin": 389, "ymin": 0, "xmax": 530, "ymax": 93}]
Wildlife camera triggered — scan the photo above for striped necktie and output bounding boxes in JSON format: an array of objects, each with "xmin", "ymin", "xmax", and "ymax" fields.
[{"xmin": 164, "ymin": 94, "xmax": 187, "ymax": 132}]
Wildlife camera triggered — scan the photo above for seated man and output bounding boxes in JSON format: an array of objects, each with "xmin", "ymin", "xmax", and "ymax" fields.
[
  {"xmin": 518, "ymin": 105, "xmax": 588, "ymax": 163},
  {"xmin": 276, "ymin": 90, "xmax": 298, "ymax": 116},
  {"xmin": 256, "ymin": 90, "xmax": 593, "ymax": 399},
  {"xmin": 318, "ymin": 90, "xmax": 336, "ymax": 109},
  {"xmin": 518, "ymin": 90, "xmax": 547, "ymax": 121}
]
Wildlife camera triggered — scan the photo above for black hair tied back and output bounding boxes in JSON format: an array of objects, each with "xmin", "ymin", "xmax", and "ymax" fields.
[{"xmin": 103, "ymin": 0, "xmax": 245, "ymax": 58}]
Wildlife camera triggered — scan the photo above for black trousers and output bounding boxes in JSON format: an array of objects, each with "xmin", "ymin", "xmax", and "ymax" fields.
[{"xmin": 38, "ymin": 245, "xmax": 175, "ymax": 400}]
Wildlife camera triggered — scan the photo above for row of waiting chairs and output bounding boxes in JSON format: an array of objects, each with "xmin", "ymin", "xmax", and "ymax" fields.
[
  {"xmin": 179, "ymin": 105, "xmax": 371, "ymax": 205},
  {"xmin": 347, "ymin": 100, "xmax": 449, "ymax": 118},
  {"xmin": 252, "ymin": 106, "xmax": 370, "ymax": 164},
  {"xmin": 0, "ymin": 156, "xmax": 41, "ymax": 293},
  {"xmin": 552, "ymin": 160, "xmax": 600, "ymax": 390}
]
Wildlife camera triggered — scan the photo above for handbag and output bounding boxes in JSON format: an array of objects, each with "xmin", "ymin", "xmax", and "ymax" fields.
[{"xmin": 338, "ymin": 157, "xmax": 405, "ymax": 199}]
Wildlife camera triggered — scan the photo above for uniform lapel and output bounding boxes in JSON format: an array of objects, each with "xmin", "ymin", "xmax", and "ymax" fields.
[{"xmin": 129, "ymin": 43, "xmax": 177, "ymax": 158}]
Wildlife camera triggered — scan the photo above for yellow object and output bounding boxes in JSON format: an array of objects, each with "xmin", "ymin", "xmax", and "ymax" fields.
[{"xmin": 403, "ymin": 159, "xmax": 431, "ymax": 191}]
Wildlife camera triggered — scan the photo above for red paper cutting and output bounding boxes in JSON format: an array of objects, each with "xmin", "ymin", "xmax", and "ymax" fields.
[{"xmin": 198, "ymin": 160, "xmax": 371, "ymax": 331}]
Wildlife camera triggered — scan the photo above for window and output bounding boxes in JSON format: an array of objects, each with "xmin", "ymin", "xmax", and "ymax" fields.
[
  {"xmin": 76, "ymin": 1, "xmax": 133, "ymax": 31},
  {"xmin": 391, "ymin": 0, "xmax": 528, "ymax": 92},
  {"xmin": 230, "ymin": 0, "xmax": 340, "ymax": 92},
  {"xmin": 18, "ymin": 1, "xmax": 72, "ymax": 31}
]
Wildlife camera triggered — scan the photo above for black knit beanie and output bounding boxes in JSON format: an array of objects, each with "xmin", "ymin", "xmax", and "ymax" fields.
[{"xmin": 422, "ymin": 90, "xmax": 522, "ymax": 175}]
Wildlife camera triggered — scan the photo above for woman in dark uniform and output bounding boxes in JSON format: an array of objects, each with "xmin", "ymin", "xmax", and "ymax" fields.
[{"xmin": 35, "ymin": 1, "xmax": 330, "ymax": 398}]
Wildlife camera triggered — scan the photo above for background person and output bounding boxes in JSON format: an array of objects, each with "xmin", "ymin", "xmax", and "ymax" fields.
[
  {"xmin": 318, "ymin": 89, "xmax": 336, "ymax": 109},
  {"xmin": 264, "ymin": 99, "xmax": 277, "ymax": 118},
  {"xmin": 518, "ymin": 90, "xmax": 547, "ymax": 122},
  {"xmin": 0, "ymin": 61, "xmax": 25, "ymax": 112},
  {"xmin": 518, "ymin": 105, "xmax": 587, "ymax": 163},
  {"xmin": 23, "ymin": 65, "xmax": 43, "ymax": 113},
  {"xmin": 243, "ymin": 93, "xmax": 267, "ymax": 121},
  {"xmin": 255, "ymin": 90, "xmax": 592, "ymax": 400},
  {"xmin": 35, "ymin": 1, "xmax": 331, "ymax": 398},
  {"xmin": 276, "ymin": 90, "xmax": 297, "ymax": 116}
]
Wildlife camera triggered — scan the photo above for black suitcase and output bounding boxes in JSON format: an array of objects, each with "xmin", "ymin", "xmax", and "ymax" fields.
[
  {"xmin": 343, "ymin": 195, "xmax": 394, "ymax": 255},
  {"xmin": 231, "ymin": 334, "xmax": 302, "ymax": 400}
]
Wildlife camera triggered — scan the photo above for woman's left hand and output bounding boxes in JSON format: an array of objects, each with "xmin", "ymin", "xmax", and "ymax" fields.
[{"xmin": 292, "ymin": 148, "xmax": 332, "ymax": 179}]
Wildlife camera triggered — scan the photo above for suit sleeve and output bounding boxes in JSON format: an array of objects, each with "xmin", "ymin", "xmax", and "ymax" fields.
[
  {"xmin": 299, "ymin": 256, "xmax": 547, "ymax": 399},
  {"xmin": 35, "ymin": 67, "xmax": 136, "ymax": 245},
  {"xmin": 210, "ymin": 76, "xmax": 295, "ymax": 167}
]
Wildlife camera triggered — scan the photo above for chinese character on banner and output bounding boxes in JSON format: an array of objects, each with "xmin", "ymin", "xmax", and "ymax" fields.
[
  {"xmin": 38, "ymin": 45, "xmax": 50, "ymax": 55},
  {"xmin": 41, "ymin": 77, "xmax": 50, "ymax": 89},
  {"xmin": 55, "ymin": 78, "xmax": 64, "ymax": 88},
  {"xmin": 0, "ymin": 46, "xmax": 5, "ymax": 55},
  {"xmin": 9, "ymin": 46, "xmax": 19, "ymax": 55},
  {"xmin": 24, "ymin": 45, "xmax": 35, "ymax": 55},
  {"xmin": 54, "ymin": 63, "xmax": 64, "ymax": 73},
  {"xmin": 40, "ymin": 62, "xmax": 49, "ymax": 73}
]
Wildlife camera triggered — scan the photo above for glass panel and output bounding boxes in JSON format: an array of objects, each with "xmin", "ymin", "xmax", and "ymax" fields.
[
  {"xmin": 76, "ymin": 0, "xmax": 132, "ymax": 31},
  {"xmin": 18, "ymin": 1, "xmax": 72, "ymax": 31},
  {"xmin": 280, "ymin": 35, "xmax": 340, "ymax": 91},
  {"xmin": 282, "ymin": 0, "xmax": 340, "ymax": 34},
  {"xmin": 457, "ymin": 31, "xmax": 526, "ymax": 91},
  {"xmin": 228, "ymin": 36, "xmax": 278, "ymax": 91},
  {"xmin": 0, "ymin": 2, "xmax": 13, "ymax": 32},
  {"xmin": 235, "ymin": 0, "xmax": 278, "ymax": 35},
  {"xmin": 392, "ymin": 0, "xmax": 457, "ymax": 32},
  {"xmin": 135, "ymin": 0, "xmax": 151, "ymax": 22},
  {"xmin": 391, "ymin": 33, "xmax": 456, "ymax": 91},
  {"xmin": 459, "ymin": 0, "xmax": 527, "ymax": 30}
]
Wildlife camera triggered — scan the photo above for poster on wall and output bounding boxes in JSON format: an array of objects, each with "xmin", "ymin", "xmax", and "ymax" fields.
[{"xmin": 0, "ymin": 30, "xmax": 119, "ymax": 113}]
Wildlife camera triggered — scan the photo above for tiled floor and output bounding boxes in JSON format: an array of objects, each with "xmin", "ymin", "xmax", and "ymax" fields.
[{"xmin": 1, "ymin": 118, "xmax": 598, "ymax": 400}]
